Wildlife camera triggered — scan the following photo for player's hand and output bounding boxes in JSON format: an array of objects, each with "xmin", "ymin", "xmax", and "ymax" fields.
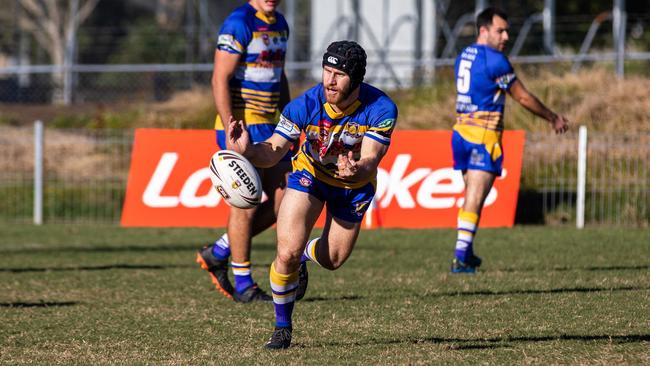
[
  {"xmin": 551, "ymin": 114, "xmax": 569, "ymax": 134},
  {"xmin": 226, "ymin": 115, "xmax": 251, "ymax": 155},
  {"xmin": 337, "ymin": 151, "xmax": 358, "ymax": 178}
]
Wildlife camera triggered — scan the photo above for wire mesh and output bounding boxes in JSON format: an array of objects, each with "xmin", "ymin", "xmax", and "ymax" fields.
[
  {"xmin": 1, "ymin": 127, "xmax": 648, "ymax": 226},
  {"xmin": 0, "ymin": 126, "xmax": 133, "ymax": 224},
  {"xmin": 522, "ymin": 131, "xmax": 650, "ymax": 226}
]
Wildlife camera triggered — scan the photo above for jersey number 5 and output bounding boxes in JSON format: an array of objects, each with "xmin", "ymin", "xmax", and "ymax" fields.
[{"xmin": 457, "ymin": 59, "xmax": 472, "ymax": 94}]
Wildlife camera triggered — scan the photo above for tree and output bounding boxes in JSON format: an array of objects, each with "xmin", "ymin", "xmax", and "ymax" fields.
[
  {"xmin": 16, "ymin": 0, "xmax": 100, "ymax": 103},
  {"xmin": 126, "ymin": 0, "xmax": 186, "ymax": 30}
]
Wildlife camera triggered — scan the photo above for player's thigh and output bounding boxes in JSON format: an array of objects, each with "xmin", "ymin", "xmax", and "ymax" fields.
[
  {"xmin": 320, "ymin": 212, "xmax": 362, "ymax": 269},
  {"xmin": 275, "ymin": 188, "xmax": 324, "ymax": 263}
]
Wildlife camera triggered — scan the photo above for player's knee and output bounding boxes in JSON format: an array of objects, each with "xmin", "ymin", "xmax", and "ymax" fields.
[
  {"xmin": 319, "ymin": 253, "xmax": 347, "ymax": 271},
  {"xmin": 230, "ymin": 206, "xmax": 256, "ymax": 221},
  {"xmin": 275, "ymin": 246, "xmax": 302, "ymax": 268},
  {"xmin": 330, "ymin": 255, "xmax": 348, "ymax": 270}
]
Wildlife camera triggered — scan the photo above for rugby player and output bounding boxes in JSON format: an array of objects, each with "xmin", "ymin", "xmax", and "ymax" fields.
[
  {"xmin": 196, "ymin": 0, "xmax": 292, "ymax": 302},
  {"xmin": 227, "ymin": 41, "xmax": 398, "ymax": 349},
  {"xmin": 450, "ymin": 7, "xmax": 569, "ymax": 273}
]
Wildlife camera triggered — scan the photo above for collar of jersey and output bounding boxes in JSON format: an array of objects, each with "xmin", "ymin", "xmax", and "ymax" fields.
[
  {"xmin": 255, "ymin": 11, "xmax": 277, "ymax": 24},
  {"xmin": 324, "ymin": 100, "xmax": 362, "ymax": 119}
]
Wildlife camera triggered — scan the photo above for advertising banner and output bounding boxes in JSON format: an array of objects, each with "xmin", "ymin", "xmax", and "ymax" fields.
[{"xmin": 121, "ymin": 129, "xmax": 524, "ymax": 228}]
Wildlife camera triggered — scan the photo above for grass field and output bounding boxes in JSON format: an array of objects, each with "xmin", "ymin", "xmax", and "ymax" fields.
[{"xmin": 1, "ymin": 224, "xmax": 649, "ymax": 365}]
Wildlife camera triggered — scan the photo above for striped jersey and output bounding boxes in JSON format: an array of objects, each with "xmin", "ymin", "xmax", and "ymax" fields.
[
  {"xmin": 453, "ymin": 44, "xmax": 516, "ymax": 145},
  {"xmin": 214, "ymin": 3, "xmax": 289, "ymax": 139},
  {"xmin": 274, "ymin": 83, "xmax": 398, "ymax": 189}
]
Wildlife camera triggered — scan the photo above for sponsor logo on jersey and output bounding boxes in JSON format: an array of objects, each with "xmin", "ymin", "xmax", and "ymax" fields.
[
  {"xmin": 377, "ymin": 118, "xmax": 395, "ymax": 130},
  {"xmin": 317, "ymin": 120, "xmax": 332, "ymax": 159},
  {"xmin": 470, "ymin": 149, "xmax": 486, "ymax": 167},
  {"xmin": 343, "ymin": 122, "xmax": 362, "ymax": 138},
  {"xmin": 353, "ymin": 201, "xmax": 371, "ymax": 216},
  {"xmin": 277, "ymin": 115, "xmax": 295, "ymax": 135},
  {"xmin": 299, "ymin": 176, "xmax": 312, "ymax": 187},
  {"xmin": 496, "ymin": 73, "xmax": 516, "ymax": 89},
  {"xmin": 217, "ymin": 34, "xmax": 238, "ymax": 51}
]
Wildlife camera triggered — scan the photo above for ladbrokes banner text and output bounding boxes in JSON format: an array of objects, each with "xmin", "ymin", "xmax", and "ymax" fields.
[{"xmin": 121, "ymin": 129, "xmax": 524, "ymax": 228}]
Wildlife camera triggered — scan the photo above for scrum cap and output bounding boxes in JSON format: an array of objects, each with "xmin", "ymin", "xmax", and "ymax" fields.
[{"xmin": 322, "ymin": 41, "xmax": 367, "ymax": 90}]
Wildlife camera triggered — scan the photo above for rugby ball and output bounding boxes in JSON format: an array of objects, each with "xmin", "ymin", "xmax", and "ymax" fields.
[{"xmin": 209, "ymin": 150, "xmax": 262, "ymax": 209}]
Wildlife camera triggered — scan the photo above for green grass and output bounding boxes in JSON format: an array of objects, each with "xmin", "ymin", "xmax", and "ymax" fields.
[{"xmin": 1, "ymin": 224, "xmax": 649, "ymax": 365}]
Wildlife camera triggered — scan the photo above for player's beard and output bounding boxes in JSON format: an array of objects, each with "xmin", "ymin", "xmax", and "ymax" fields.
[
  {"xmin": 325, "ymin": 82, "xmax": 353, "ymax": 105},
  {"xmin": 488, "ymin": 36, "xmax": 507, "ymax": 52}
]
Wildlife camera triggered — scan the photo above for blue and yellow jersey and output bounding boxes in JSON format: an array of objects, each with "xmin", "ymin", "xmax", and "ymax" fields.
[
  {"xmin": 274, "ymin": 83, "xmax": 398, "ymax": 189},
  {"xmin": 453, "ymin": 44, "xmax": 516, "ymax": 149},
  {"xmin": 214, "ymin": 3, "xmax": 289, "ymax": 143}
]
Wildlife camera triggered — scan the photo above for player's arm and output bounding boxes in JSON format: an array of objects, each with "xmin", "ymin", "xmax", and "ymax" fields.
[
  {"xmin": 337, "ymin": 138, "xmax": 389, "ymax": 181},
  {"xmin": 508, "ymin": 79, "xmax": 569, "ymax": 134},
  {"xmin": 211, "ymin": 49, "xmax": 240, "ymax": 132},
  {"xmin": 226, "ymin": 116, "xmax": 293, "ymax": 168}
]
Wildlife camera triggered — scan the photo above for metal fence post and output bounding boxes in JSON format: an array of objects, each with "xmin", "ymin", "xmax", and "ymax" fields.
[
  {"xmin": 475, "ymin": 0, "xmax": 486, "ymax": 16},
  {"xmin": 613, "ymin": 0, "xmax": 626, "ymax": 78},
  {"xmin": 413, "ymin": 0, "xmax": 423, "ymax": 87},
  {"xmin": 576, "ymin": 126, "xmax": 588, "ymax": 229},
  {"xmin": 34, "ymin": 120, "xmax": 44, "ymax": 225},
  {"xmin": 543, "ymin": 0, "xmax": 555, "ymax": 55},
  {"xmin": 63, "ymin": 0, "xmax": 79, "ymax": 105},
  {"xmin": 431, "ymin": 0, "xmax": 438, "ymax": 83}
]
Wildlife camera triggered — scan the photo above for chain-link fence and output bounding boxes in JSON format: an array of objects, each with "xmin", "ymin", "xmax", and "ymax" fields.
[
  {"xmin": 0, "ymin": 126, "xmax": 133, "ymax": 224},
  {"xmin": 519, "ymin": 130, "xmax": 650, "ymax": 226},
  {"xmin": 1, "ymin": 125, "xmax": 648, "ymax": 226},
  {"xmin": 1, "ymin": 1, "xmax": 650, "ymax": 103}
]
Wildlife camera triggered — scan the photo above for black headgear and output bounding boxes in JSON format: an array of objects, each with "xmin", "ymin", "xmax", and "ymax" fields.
[{"xmin": 322, "ymin": 41, "xmax": 367, "ymax": 90}]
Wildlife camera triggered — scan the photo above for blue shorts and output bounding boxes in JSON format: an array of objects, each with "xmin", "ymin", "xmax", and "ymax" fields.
[
  {"xmin": 451, "ymin": 130, "xmax": 503, "ymax": 176},
  {"xmin": 287, "ymin": 169, "xmax": 375, "ymax": 223},
  {"xmin": 216, "ymin": 127, "xmax": 292, "ymax": 162}
]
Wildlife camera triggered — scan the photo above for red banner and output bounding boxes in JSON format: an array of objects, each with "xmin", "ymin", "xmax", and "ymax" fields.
[{"xmin": 121, "ymin": 129, "xmax": 525, "ymax": 228}]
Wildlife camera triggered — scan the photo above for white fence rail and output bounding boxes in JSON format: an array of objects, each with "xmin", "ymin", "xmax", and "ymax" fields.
[{"xmin": 0, "ymin": 125, "xmax": 648, "ymax": 226}]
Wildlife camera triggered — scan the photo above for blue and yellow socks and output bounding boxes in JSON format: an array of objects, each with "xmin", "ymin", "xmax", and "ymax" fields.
[
  {"xmin": 269, "ymin": 262, "xmax": 298, "ymax": 328},
  {"xmin": 211, "ymin": 233, "xmax": 230, "ymax": 260},
  {"xmin": 231, "ymin": 261, "xmax": 254, "ymax": 293},
  {"xmin": 269, "ymin": 238, "xmax": 322, "ymax": 328},
  {"xmin": 455, "ymin": 208, "xmax": 479, "ymax": 262},
  {"xmin": 301, "ymin": 237, "xmax": 321, "ymax": 265}
]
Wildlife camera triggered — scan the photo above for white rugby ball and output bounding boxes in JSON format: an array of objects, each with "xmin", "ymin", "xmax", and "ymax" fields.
[{"xmin": 209, "ymin": 150, "xmax": 262, "ymax": 209}]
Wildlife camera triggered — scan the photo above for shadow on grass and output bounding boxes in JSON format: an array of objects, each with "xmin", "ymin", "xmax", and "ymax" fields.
[
  {"xmin": 301, "ymin": 295, "xmax": 363, "ymax": 302},
  {"xmin": 421, "ymin": 285, "xmax": 648, "ymax": 298},
  {"xmin": 0, "ymin": 264, "xmax": 192, "ymax": 273},
  {"xmin": 313, "ymin": 333, "xmax": 650, "ymax": 349},
  {"xmin": 497, "ymin": 264, "xmax": 650, "ymax": 272},
  {"xmin": 294, "ymin": 340, "xmax": 507, "ymax": 350},
  {"xmin": 0, "ymin": 242, "xmax": 277, "ymax": 254},
  {"xmin": 0, "ymin": 301, "xmax": 79, "ymax": 308}
]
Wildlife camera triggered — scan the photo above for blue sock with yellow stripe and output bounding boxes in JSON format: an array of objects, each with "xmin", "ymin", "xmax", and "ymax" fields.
[
  {"xmin": 300, "ymin": 237, "xmax": 321, "ymax": 265},
  {"xmin": 269, "ymin": 262, "xmax": 298, "ymax": 328},
  {"xmin": 455, "ymin": 208, "xmax": 479, "ymax": 262},
  {"xmin": 231, "ymin": 261, "xmax": 254, "ymax": 294}
]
